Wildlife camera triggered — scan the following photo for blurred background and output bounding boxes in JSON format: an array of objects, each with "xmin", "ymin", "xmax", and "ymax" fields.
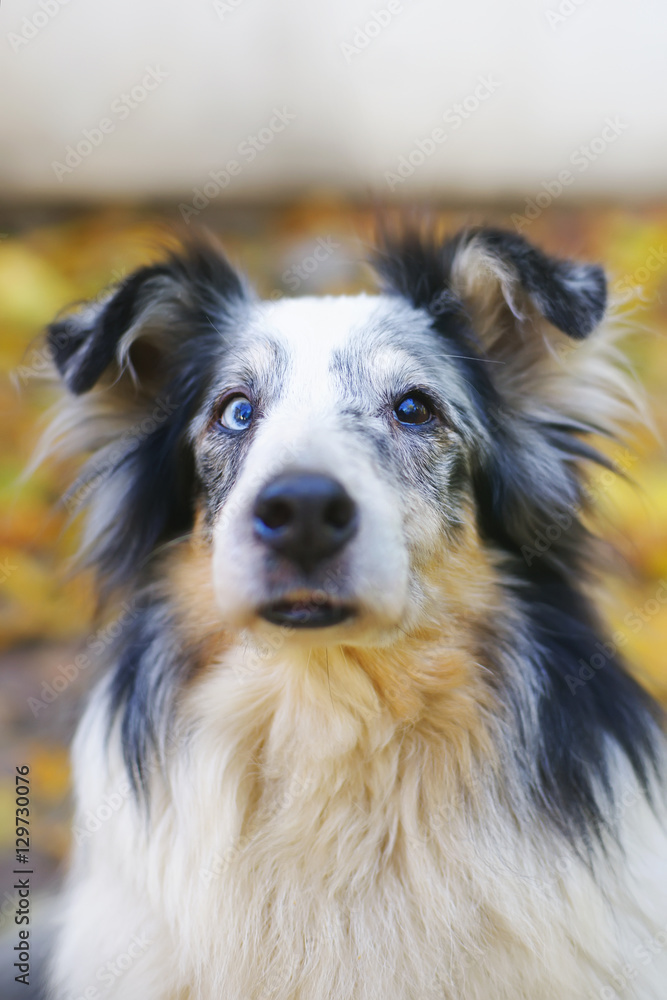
[{"xmin": 1, "ymin": 0, "xmax": 667, "ymax": 933}]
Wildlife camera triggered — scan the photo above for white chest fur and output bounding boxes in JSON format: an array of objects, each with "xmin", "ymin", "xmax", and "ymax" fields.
[{"xmin": 54, "ymin": 655, "xmax": 667, "ymax": 1000}]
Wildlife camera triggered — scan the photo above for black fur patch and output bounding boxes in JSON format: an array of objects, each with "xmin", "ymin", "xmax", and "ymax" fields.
[
  {"xmin": 49, "ymin": 240, "xmax": 246, "ymax": 591},
  {"xmin": 372, "ymin": 225, "xmax": 467, "ymax": 318},
  {"xmin": 48, "ymin": 265, "xmax": 172, "ymax": 394},
  {"xmin": 373, "ymin": 224, "xmax": 662, "ymax": 845},
  {"xmin": 108, "ymin": 600, "xmax": 190, "ymax": 793},
  {"xmin": 517, "ymin": 570, "xmax": 662, "ymax": 843},
  {"xmin": 373, "ymin": 224, "xmax": 607, "ymax": 339},
  {"xmin": 91, "ymin": 345, "xmax": 220, "ymax": 588},
  {"xmin": 474, "ymin": 227, "xmax": 606, "ymax": 339}
]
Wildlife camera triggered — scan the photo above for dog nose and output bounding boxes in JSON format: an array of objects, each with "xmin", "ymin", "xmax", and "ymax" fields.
[{"xmin": 253, "ymin": 473, "xmax": 357, "ymax": 570}]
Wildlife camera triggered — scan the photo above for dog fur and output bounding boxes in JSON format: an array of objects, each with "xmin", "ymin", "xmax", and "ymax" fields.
[{"xmin": 42, "ymin": 225, "xmax": 667, "ymax": 999}]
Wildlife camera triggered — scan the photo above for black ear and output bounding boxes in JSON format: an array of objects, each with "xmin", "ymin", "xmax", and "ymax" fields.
[
  {"xmin": 47, "ymin": 265, "xmax": 173, "ymax": 395},
  {"xmin": 47, "ymin": 238, "xmax": 246, "ymax": 395},
  {"xmin": 373, "ymin": 224, "xmax": 607, "ymax": 342},
  {"xmin": 466, "ymin": 227, "xmax": 607, "ymax": 340}
]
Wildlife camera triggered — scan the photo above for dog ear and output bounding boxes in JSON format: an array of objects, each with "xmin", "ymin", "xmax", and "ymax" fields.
[
  {"xmin": 445, "ymin": 226, "xmax": 606, "ymax": 349},
  {"xmin": 374, "ymin": 224, "xmax": 606, "ymax": 353},
  {"xmin": 43, "ymin": 239, "xmax": 247, "ymax": 589},
  {"xmin": 47, "ymin": 265, "xmax": 174, "ymax": 395},
  {"xmin": 47, "ymin": 239, "xmax": 245, "ymax": 397},
  {"xmin": 441, "ymin": 228, "xmax": 630, "ymax": 442}
]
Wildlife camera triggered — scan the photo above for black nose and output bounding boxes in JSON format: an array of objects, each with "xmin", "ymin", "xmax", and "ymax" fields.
[{"xmin": 253, "ymin": 473, "xmax": 357, "ymax": 570}]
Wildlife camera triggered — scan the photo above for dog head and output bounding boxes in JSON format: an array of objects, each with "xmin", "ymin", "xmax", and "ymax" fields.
[{"xmin": 46, "ymin": 227, "xmax": 615, "ymax": 648}]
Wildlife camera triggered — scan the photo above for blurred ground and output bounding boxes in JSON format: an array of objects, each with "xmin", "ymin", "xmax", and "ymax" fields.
[{"xmin": 1, "ymin": 199, "xmax": 667, "ymax": 914}]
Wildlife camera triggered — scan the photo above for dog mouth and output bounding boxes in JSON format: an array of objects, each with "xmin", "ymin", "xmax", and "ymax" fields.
[{"xmin": 259, "ymin": 598, "xmax": 354, "ymax": 628}]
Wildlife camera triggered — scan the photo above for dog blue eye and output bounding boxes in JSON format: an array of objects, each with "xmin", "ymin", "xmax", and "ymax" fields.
[
  {"xmin": 220, "ymin": 395, "xmax": 253, "ymax": 431},
  {"xmin": 394, "ymin": 394, "xmax": 434, "ymax": 426}
]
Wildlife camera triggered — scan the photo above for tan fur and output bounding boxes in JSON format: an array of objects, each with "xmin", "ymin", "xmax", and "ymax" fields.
[
  {"xmin": 164, "ymin": 518, "xmax": 229, "ymax": 669},
  {"xmin": 349, "ymin": 516, "xmax": 500, "ymax": 752}
]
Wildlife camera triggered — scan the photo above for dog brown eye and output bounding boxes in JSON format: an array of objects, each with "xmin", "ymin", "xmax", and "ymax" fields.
[{"xmin": 393, "ymin": 394, "xmax": 434, "ymax": 426}]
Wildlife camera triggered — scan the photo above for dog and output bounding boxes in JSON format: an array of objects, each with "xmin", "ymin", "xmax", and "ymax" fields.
[{"xmin": 41, "ymin": 224, "xmax": 666, "ymax": 999}]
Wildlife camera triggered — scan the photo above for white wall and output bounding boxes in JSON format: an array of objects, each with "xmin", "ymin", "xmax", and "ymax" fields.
[{"xmin": 1, "ymin": 0, "xmax": 666, "ymax": 200}]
